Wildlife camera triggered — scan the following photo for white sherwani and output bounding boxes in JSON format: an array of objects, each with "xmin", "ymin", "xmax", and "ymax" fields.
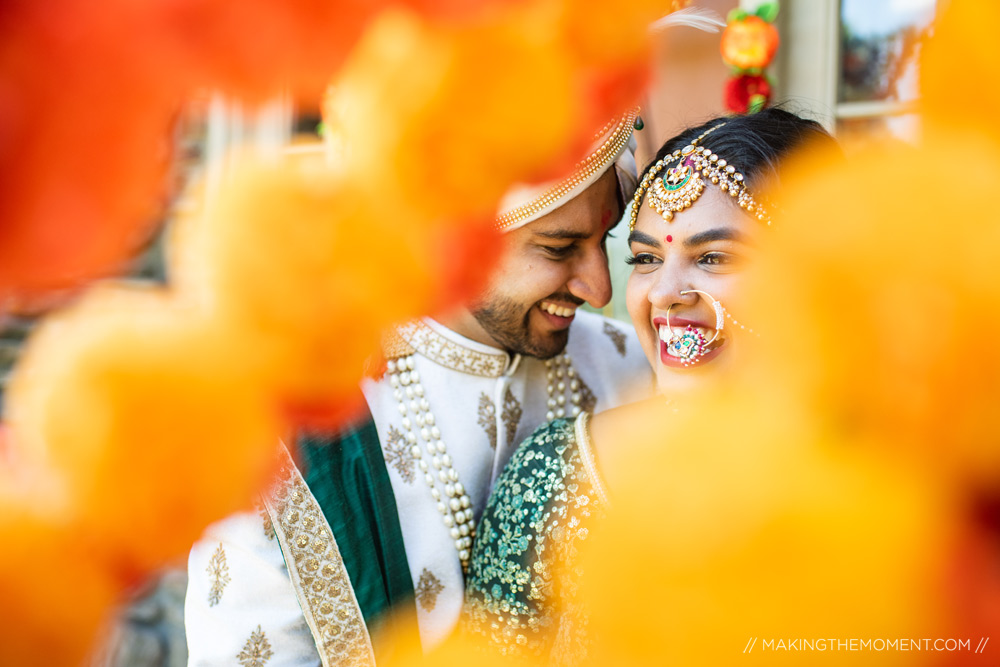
[{"xmin": 186, "ymin": 311, "xmax": 651, "ymax": 666}]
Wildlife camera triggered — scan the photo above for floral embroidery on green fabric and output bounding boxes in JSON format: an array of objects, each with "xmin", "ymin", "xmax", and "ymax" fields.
[{"xmin": 462, "ymin": 418, "xmax": 604, "ymax": 661}]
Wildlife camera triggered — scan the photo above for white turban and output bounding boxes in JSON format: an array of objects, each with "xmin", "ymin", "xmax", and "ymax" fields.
[{"xmin": 495, "ymin": 108, "xmax": 639, "ymax": 232}]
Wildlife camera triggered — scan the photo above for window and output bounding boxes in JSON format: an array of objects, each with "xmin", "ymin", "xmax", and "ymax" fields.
[
  {"xmin": 770, "ymin": 0, "xmax": 937, "ymax": 147},
  {"xmin": 836, "ymin": 0, "xmax": 936, "ymax": 145}
]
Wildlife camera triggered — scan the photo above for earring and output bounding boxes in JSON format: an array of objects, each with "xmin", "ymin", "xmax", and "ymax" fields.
[{"xmin": 663, "ymin": 290, "xmax": 724, "ymax": 366}]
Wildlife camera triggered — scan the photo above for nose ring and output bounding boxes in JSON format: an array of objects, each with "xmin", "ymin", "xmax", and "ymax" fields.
[{"xmin": 663, "ymin": 290, "xmax": 725, "ymax": 366}]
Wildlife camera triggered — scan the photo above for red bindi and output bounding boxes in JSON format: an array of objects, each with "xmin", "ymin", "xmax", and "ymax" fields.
[{"xmin": 665, "ymin": 234, "xmax": 673, "ymax": 243}]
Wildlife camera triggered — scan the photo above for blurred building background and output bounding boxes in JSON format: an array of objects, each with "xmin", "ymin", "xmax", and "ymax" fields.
[{"xmin": 0, "ymin": 1, "xmax": 938, "ymax": 665}]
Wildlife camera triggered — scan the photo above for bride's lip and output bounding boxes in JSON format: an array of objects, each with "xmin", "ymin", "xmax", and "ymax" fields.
[
  {"xmin": 652, "ymin": 316, "xmax": 713, "ymax": 330},
  {"xmin": 652, "ymin": 315, "xmax": 725, "ymax": 369},
  {"xmin": 658, "ymin": 336, "xmax": 726, "ymax": 368}
]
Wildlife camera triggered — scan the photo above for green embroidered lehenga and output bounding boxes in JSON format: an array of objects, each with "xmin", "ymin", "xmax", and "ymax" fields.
[{"xmin": 463, "ymin": 412, "xmax": 610, "ymax": 663}]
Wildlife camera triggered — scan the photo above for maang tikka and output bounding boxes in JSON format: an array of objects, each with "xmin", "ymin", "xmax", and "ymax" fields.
[{"xmin": 628, "ymin": 121, "xmax": 772, "ymax": 232}]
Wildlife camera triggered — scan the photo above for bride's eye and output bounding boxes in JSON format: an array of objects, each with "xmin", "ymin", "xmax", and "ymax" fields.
[
  {"xmin": 625, "ymin": 253, "xmax": 660, "ymax": 271},
  {"xmin": 698, "ymin": 251, "xmax": 743, "ymax": 271}
]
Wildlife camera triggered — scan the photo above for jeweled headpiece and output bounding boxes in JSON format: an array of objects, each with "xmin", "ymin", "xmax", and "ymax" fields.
[{"xmin": 628, "ymin": 121, "xmax": 771, "ymax": 232}]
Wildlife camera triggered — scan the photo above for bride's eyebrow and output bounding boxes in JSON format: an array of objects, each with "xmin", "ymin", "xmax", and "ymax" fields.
[
  {"xmin": 684, "ymin": 227, "xmax": 752, "ymax": 247},
  {"xmin": 627, "ymin": 230, "xmax": 659, "ymax": 247}
]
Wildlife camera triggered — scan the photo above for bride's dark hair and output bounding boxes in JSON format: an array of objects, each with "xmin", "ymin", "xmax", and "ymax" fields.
[{"xmin": 643, "ymin": 108, "xmax": 839, "ymax": 192}]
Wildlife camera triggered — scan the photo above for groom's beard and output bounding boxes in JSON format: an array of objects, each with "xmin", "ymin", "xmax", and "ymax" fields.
[{"xmin": 471, "ymin": 292, "xmax": 575, "ymax": 359}]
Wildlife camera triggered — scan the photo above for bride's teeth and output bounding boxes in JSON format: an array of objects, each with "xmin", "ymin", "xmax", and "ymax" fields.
[{"xmin": 658, "ymin": 324, "xmax": 716, "ymax": 341}]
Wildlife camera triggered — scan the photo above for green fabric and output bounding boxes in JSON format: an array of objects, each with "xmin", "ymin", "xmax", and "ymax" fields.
[
  {"xmin": 298, "ymin": 416, "xmax": 419, "ymax": 659},
  {"xmin": 466, "ymin": 419, "xmax": 577, "ymax": 622},
  {"xmin": 464, "ymin": 418, "xmax": 604, "ymax": 659}
]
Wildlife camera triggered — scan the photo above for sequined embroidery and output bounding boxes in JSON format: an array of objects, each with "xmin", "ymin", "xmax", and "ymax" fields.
[
  {"xmin": 414, "ymin": 568, "xmax": 445, "ymax": 612},
  {"xmin": 501, "ymin": 388, "xmax": 523, "ymax": 450},
  {"xmin": 381, "ymin": 328, "xmax": 416, "ymax": 361},
  {"xmin": 463, "ymin": 417, "xmax": 605, "ymax": 662},
  {"xmin": 577, "ymin": 373, "xmax": 597, "ymax": 413},
  {"xmin": 396, "ymin": 320, "xmax": 509, "ymax": 377},
  {"xmin": 263, "ymin": 447, "xmax": 375, "ymax": 667},
  {"xmin": 382, "ymin": 425, "xmax": 416, "ymax": 483},
  {"xmin": 258, "ymin": 503, "xmax": 275, "ymax": 540},
  {"xmin": 477, "ymin": 392, "xmax": 498, "ymax": 451},
  {"xmin": 206, "ymin": 543, "xmax": 231, "ymax": 607},
  {"xmin": 601, "ymin": 321, "xmax": 627, "ymax": 357},
  {"xmin": 237, "ymin": 625, "xmax": 273, "ymax": 667}
]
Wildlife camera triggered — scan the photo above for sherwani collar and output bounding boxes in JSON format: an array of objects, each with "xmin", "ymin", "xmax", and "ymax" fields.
[{"xmin": 391, "ymin": 318, "xmax": 518, "ymax": 378}]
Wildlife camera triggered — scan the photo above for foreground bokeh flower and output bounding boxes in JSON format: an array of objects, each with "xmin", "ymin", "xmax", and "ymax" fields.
[
  {"xmin": 578, "ymin": 394, "xmax": 953, "ymax": 665},
  {"xmin": 4, "ymin": 286, "xmax": 285, "ymax": 576}
]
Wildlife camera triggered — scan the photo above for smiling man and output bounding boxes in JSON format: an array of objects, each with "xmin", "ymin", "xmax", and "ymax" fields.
[
  {"xmin": 449, "ymin": 163, "xmax": 624, "ymax": 359},
  {"xmin": 186, "ymin": 111, "xmax": 653, "ymax": 667}
]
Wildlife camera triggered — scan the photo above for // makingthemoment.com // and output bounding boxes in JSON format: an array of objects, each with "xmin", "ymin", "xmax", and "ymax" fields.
[{"xmin": 743, "ymin": 637, "xmax": 990, "ymax": 654}]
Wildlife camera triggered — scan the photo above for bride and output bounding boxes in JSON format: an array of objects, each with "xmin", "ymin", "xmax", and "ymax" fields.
[{"xmin": 462, "ymin": 108, "xmax": 838, "ymax": 660}]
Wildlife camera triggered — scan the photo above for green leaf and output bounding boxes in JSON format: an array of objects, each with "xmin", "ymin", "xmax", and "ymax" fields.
[
  {"xmin": 755, "ymin": 2, "xmax": 780, "ymax": 23},
  {"xmin": 727, "ymin": 8, "xmax": 749, "ymax": 23},
  {"xmin": 748, "ymin": 94, "xmax": 767, "ymax": 114}
]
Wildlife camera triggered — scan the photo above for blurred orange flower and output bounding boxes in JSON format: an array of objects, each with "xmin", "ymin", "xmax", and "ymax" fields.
[
  {"xmin": 0, "ymin": 505, "xmax": 121, "ymax": 667},
  {"xmin": 328, "ymin": 9, "xmax": 578, "ymax": 222},
  {"xmin": 921, "ymin": 0, "xmax": 999, "ymax": 130},
  {"xmin": 170, "ymin": 150, "xmax": 502, "ymax": 428},
  {"xmin": 576, "ymin": 396, "xmax": 951, "ymax": 665},
  {"xmin": 0, "ymin": 0, "xmax": 526, "ymax": 301},
  {"xmin": 5, "ymin": 286, "xmax": 285, "ymax": 575},
  {"xmin": 720, "ymin": 15, "xmax": 779, "ymax": 70},
  {"xmin": 756, "ymin": 132, "xmax": 1000, "ymax": 484}
]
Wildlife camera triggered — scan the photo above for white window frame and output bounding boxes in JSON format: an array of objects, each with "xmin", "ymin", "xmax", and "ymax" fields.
[{"xmin": 743, "ymin": 0, "xmax": 922, "ymax": 135}]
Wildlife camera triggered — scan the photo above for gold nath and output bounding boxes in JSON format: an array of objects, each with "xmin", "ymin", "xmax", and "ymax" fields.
[{"xmin": 628, "ymin": 122, "xmax": 771, "ymax": 232}]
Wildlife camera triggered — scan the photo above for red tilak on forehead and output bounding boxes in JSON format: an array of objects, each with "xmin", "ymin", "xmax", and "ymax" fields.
[
  {"xmin": 601, "ymin": 208, "xmax": 613, "ymax": 229},
  {"xmin": 665, "ymin": 234, "xmax": 673, "ymax": 243}
]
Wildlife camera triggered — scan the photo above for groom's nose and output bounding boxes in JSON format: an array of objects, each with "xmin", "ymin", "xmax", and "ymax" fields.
[{"xmin": 567, "ymin": 247, "xmax": 612, "ymax": 308}]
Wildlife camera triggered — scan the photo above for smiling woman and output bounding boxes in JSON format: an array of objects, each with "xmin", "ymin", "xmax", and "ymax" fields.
[
  {"xmin": 462, "ymin": 108, "xmax": 840, "ymax": 662},
  {"xmin": 624, "ymin": 110, "xmax": 834, "ymax": 393}
]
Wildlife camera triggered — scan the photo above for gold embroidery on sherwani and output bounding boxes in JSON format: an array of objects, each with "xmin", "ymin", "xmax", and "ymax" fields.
[
  {"xmin": 397, "ymin": 320, "xmax": 508, "ymax": 377},
  {"xmin": 382, "ymin": 425, "xmax": 415, "ymax": 483},
  {"xmin": 576, "ymin": 373, "xmax": 597, "ymax": 413},
  {"xmin": 501, "ymin": 388, "xmax": 523, "ymax": 450},
  {"xmin": 206, "ymin": 543, "xmax": 231, "ymax": 607},
  {"xmin": 258, "ymin": 503, "xmax": 275, "ymax": 540},
  {"xmin": 381, "ymin": 328, "xmax": 416, "ymax": 360},
  {"xmin": 477, "ymin": 392, "xmax": 498, "ymax": 451},
  {"xmin": 263, "ymin": 446, "xmax": 375, "ymax": 667},
  {"xmin": 415, "ymin": 568, "xmax": 445, "ymax": 612},
  {"xmin": 237, "ymin": 625, "xmax": 273, "ymax": 666},
  {"xmin": 601, "ymin": 321, "xmax": 627, "ymax": 357}
]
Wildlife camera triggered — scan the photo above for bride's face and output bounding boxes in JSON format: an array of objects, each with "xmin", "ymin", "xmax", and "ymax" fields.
[{"xmin": 625, "ymin": 185, "xmax": 763, "ymax": 395}]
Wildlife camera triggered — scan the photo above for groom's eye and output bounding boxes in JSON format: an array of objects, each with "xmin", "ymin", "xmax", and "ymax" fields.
[{"xmin": 540, "ymin": 244, "xmax": 574, "ymax": 259}]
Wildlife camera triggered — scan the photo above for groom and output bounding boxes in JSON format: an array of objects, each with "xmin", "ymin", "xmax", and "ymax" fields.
[{"xmin": 185, "ymin": 110, "xmax": 653, "ymax": 666}]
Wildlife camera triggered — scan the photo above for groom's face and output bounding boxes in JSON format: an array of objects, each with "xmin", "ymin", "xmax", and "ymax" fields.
[{"xmin": 470, "ymin": 168, "xmax": 622, "ymax": 359}]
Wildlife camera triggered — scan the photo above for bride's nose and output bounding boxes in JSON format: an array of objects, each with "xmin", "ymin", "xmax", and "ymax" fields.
[{"xmin": 647, "ymin": 268, "xmax": 698, "ymax": 311}]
